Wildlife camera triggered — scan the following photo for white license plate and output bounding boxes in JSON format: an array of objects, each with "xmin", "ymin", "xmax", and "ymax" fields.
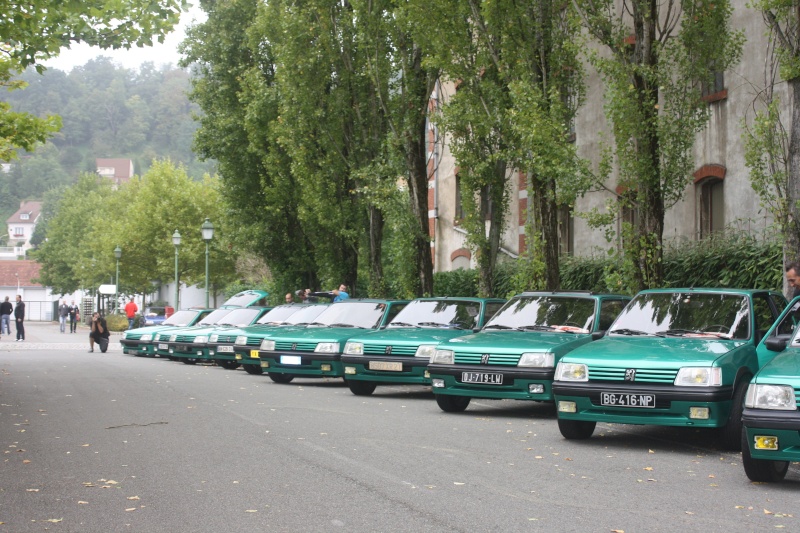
[
  {"xmin": 600, "ymin": 392, "xmax": 655, "ymax": 408},
  {"xmin": 158, "ymin": 343, "xmax": 168, "ymax": 350},
  {"xmin": 217, "ymin": 346, "xmax": 234, "ymax": 353},
  {"xmin": 280, "ymin": 355, "xmax": 302, "ymax": 365},
  {"xmin": 461, "ymin": 372, "xmax": 503, "ymax": 384},
  {"xmin": 369, "ymin": 361, "xmax": 403, "ymax": 372}
]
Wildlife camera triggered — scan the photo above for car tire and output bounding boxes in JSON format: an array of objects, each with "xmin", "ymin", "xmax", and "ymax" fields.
[
  {"xmin": 244, "ymin": 364, "xmax": 263, "ymax": 375},
  {"xmin": 183, "ymin": 359, "xmax": 197, "ymax": 365},
  {"xmin": 435, "ymin": 394, "xmax": 471, "ymax": 413},
  {"xmin": 557, "ymin": 418, "xmax": 596, "ymax": 439},
  {"xmin": 268, "ymin": 372, "xmax": 294, "ymax": 384},
  {"xmin": 347, "ymin": 380, "xmax": 377, "ymax": 396},
  {"xmin": 216, "ymin": 360, "xmax": 240, "ymax": 370},
  {"xmin": 719, "ymin": 377, "xmax": 750, "ymax": 451},
  {"xmin": 741, "ymin": 430, "xmax": 789, "ymax": 482}
]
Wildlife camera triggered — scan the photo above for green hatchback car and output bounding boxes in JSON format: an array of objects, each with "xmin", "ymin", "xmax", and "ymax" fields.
[
  {"xmin": 741, "ymin": 297, "xmax": 800, "ymax": 481},
  {"xmin": 340, "ymin": 297, "xmax": 506, "ymax": 396},
  {"xmin": 256, "ymin": 299, "xmax": 409, "ymax": 384},
  {"xmin": 120, "ymin": 308, "xmax": 212, "ymax": 357},
  {"xmin": 427, "ymin": 292, "xmax": 630, "ymax": 413},
  {"xmin": 553, "ymin": 288, "xmax": 786, "ymax": 450}
]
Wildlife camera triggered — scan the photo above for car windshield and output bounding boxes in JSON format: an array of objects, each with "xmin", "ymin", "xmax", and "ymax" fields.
[
  {"xmin": 388, "ymin": 299, "xmax": 481, "ymax": 329},
  {"xmin": 310, "ymin": 301, "xmax": 388, "ymax": 329},
  {"xmin": 610, "ymin": 292, "xmax": 750, "ymax": 339},
  {"xmin": 197, "ymin": 308, "xmax": 235, "ymax": 326},
  {"xmin": 222, "ymin": 291, "xmax": 268, "ymax": 307},
  {"xmin": 163, "ymin": 310, "xmax": 200, "ymax": 327},
  {"xmin": 256, "ymin": 305, "xmax": 302, "ymax": 325},
  {"xmin": 483, "ymin": 295, "xmax": 595, "ymax": 333},
  {"xmin": 143, "ymin": 307, "xmax": 166, "ymax": 317},
  {"xmin": 217, "ymin": 308, "xmax": 262, "ymax": 327},
  {"xmin": 283, "ymin": 305, "xmax": 328, "ymax": 325}
]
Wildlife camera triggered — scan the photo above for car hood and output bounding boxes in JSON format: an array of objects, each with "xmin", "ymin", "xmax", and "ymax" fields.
[
  {"xmin": 268, "ymin": 326, "xmax": 375, "ymax": 344},
  {"xmin": 754, "ymin": 349, "xmax": 800, "ymax": 384},
  {"xmin": 436, "ymin": 330, "xmax": 592, "ymax": 354},
  {"xmin": 126, "ymin": 325, "xmax": 179, "ymax": 335},
  {"xmin": 346, "ymin": 328, "xmax": 473, "ymax": 346},
  {"xmin": 560, "ymin": 336, "xmax": 745, "ymax": 367}
]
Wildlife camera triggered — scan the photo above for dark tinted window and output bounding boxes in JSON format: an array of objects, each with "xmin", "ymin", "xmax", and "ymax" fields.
[{"xmin": 599, "ymin": 300, "xmax": 627, "ymax": 331}]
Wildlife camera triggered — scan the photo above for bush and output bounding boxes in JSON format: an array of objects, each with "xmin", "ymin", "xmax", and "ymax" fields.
[{"xmin": 105, "ymin": 314, "xmax": 129, "ymax": 332}]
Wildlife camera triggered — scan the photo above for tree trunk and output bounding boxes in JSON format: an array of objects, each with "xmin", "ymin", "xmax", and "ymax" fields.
[
  {"xmin": 530, "ymin": 172, "xmax": 561, "ymax": 290},
  {"xmin": 786, "ymin": 77, "xmax": 800, "ymax": 290},
  {"xmin": 368, "ymin": 205, "xmax": 385, "ymax": 297}
]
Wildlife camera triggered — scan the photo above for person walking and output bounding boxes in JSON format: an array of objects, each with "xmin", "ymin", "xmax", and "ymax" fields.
[
  {"xmin": 89, "ymin": 312, "xmax": 110, "ymax": 353},
  {"xmin": 68, "ymin": 301, "xmax": 79, "ymax": 333},
  {"xmin": 124, "ymin": 298, "xmax": 138, "ymax": 330},
  {"xmin": 14, "ymin": 295, "xmax": 25, "ymax": 341},
  {"xmin": 58, "ymin": 300, "xmax": 69, "ymax": 333},
  {"xmin": 0, "ymin": 296, "xmax": 12, "ymax": 336}
]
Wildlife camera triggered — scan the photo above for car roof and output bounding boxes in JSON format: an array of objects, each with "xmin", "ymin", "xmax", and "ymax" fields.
[
  {"xmin": 515, "ymin": 291, "xmax": 629, "ymax": 298},
  {"xmin": 638, "ymin": 288, "xmax": 778, "ymax": 296},
  {"xmin": 415, "ymin": 297, "xmax": 505, "ymax": 303}
]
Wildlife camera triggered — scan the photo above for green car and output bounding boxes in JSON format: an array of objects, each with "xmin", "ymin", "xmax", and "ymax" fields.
[
  {"xmin": 209, "ymin": 303, "xmax": 329, "ymax": 373},
  {"xmin": 120, "ymin": 308, "xmax": 213, "ymax": 357},
  {"xmin": 553, "ymin": 288, "xmax": 786, "ymax": 450},
  {"xmin": 256, "ymin": 299, "xmax": 409, "ymax": 383},
  {"xmin": 340, "ymin": 297, "xmax": 506, "ymax": 396},
  {"xmin": 427, "ymin": 292, "xmax": 630, "ymax": 413},
  {"xmin": 741, "ymin": 297, "xmax": 800, "ymax": 482}
]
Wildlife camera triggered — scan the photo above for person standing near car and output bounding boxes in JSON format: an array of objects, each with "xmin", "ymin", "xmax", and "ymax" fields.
[
  {"xmin": 89, "ymin": 312, "xmax": 109, "ymax": 352},
  {"xmin": 332, "ymin": 284, "xmax": 349, "ymax": 302},
  {"xmin": 0, "ymin": 296, "xmax": 12, "ymax": 336},
  {"xmin": 58, "ymin": 300, "xmax": 69, "ymax": 333},
  {"xmin": 124, "ymin": 298, "xmax": 138, "ymax": 330},
  {"xmin": 68, "ymin": 301, "xmax": 79, "ymax": 333},
  {"xmin": 786, "ymin": 262, "xmax": 800, "ymax": 298},
  {"xmin": 14, "ymin": 295, "xmax": 25, "ymax": 341}
]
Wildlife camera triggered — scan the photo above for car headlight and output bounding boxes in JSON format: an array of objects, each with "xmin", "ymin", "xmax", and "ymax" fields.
[
  {"xmin": 260, "ymin": 339, "xmax": 275, "ymax": 351},
  {"xmin": 314, "ymin": 342, "xmax": 340, "ymax": 353},
  {"xmin": 209, "ymin": 334, "xmax": 219, "ymax": 343},
  {"xmin": 169, "ymin": 335, "xmax": 177, "ymax": 342},
  {"xmin": 431, "ymin": 349, "xmax": 454, "ymax": 364},
  {"xmin": 140, "ymin": 334, "xmax": 152, "ymax": 342},
  {"xmin": 236, "ymin": 336, "xmax": 247, "ymax": 346},
  {"xmin": 343, "ymin": 342, "xmax": 363, "ymax": 355},
  {"xmin": 745, "ymin": 384, "xmax": 797, "ymax": 410},
  {"xmin": 674, "ymin": 367, "xmax": 722, "ymax": 386},
  {"xmin": 518, "ymin": 351, "xmax": 554, "ymax": 368},
  {"xmin": 414, "ymin": 345, "xmax": 437, "ymax": 360},
  {"xmin": 555, "ymin": 362, "xmax": 588, "ymax": 381},
  {"xmin": 193, "ymin": 336, "xmax": 208, "ymax": 344}
]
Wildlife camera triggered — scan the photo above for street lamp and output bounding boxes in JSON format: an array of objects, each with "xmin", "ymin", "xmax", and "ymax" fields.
[
  {"xmin": 114, "ymin": 246, "xmax": 122, "ymax": 313},
  {"xmin": 201, "ymin": 218, "xmax": 214, "ymax": 308},
  {"xmin": 172, "ymin": 230, "xmax": 181, "ymax": 311}
]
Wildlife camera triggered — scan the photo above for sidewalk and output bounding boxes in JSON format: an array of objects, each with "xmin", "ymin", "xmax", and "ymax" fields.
[{"xmin": 0, "ymin": 321, "xmax": 122, "ymax": 351}]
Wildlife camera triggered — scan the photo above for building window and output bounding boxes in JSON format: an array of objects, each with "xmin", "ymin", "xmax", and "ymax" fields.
[
  {"xmin": 701, "ymin": 66, "xmax": 726, "ymax": 103},
  {"xmin": 699, "ymin": 179, "xmax": 724, "ymax": 238},
  {"xmin": 557, "ymin": 206, "xmax": 574, "ymax": 256},
  {"xmin": 13, "ymin": 227, "xmax": 24, "ymax": 237},
  {"xmin": 20, "ymin": 213, "xmax": 29, "ymax": 220}
]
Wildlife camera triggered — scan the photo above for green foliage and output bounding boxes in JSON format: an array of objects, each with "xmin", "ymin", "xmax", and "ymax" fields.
[{"xmin": 105, "ymin": 314, "xmax": 129, "ymax": 332}]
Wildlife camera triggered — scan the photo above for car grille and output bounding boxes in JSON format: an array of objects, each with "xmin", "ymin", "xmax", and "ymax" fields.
[
  {"xmin": 274, "ymin": 341, "xmax": 317, "ymax": 352},
  {"xmin": 216, "ymin": 334, "xmax": 237, "ymax": 343},
  {"xmin": 157, "ymin": 333, "xmax": 169, "ymax": 341},
  {"xmin": 587, "ymin": 365, "xmax": 678, "ymax": 383},
  {"xmin": 175, "ymin": 335, "xmax": 196, "ymax": 343},
  {"xmin": 454, "ymin": 352, "xmax": 520, "ymax": 365},
  {"xmin": 242, "ymin": 337, "xmax": 262, "ymax": 346},
  {"xmin": 126, "ymin": 334, "xmax": 142, "ymax": 341},
  {"xmin": 363, "ymin": 344, "xmax": 417, "ymax": 356}
]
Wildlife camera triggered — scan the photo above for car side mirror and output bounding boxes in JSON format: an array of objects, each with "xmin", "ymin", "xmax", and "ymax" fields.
[
  {"xmin": 591, "ymin": 330, "xmax": 606, "ymax": 340},
  {"xmin": 764, "ymin": 337, "xmax": 787, "ymax": 352}
]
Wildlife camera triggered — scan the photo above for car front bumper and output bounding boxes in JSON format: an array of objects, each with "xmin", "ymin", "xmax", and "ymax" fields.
[
  {"xmin": 742, "ymin": 407, "xmax": 800, "ymax": 462},
  {"xmin": 427, "ymin": 363, "xmax": 555, "ymax": 401},
  {"xmin": 341, "ymin": 354, "xmax": 430, "ymax": 385}
]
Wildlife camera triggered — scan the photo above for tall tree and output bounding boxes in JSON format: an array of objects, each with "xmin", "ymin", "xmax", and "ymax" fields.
[{"xmin": 574, "ymin": 0, "xmax": 743, "ymax": 291}]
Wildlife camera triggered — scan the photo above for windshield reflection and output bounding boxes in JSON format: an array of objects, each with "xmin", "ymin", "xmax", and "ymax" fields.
[
  {"xmin": 388, "ymin": 300, "xmax": 480, "ymax": 329},
  {"xmin": 310, "ymin": 301, "xmax": 388, "ymax": 329},
  {"xmin": 483, "ymin": 296, "xmax": 595, "ymax": 332}
]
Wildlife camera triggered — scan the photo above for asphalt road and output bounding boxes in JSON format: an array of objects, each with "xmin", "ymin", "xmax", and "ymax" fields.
[{"xmin": 1, "ymin": 335, "xmax": 798, "ymax": 532}]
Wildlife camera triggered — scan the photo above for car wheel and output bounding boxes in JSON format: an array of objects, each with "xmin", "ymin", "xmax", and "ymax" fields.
[
  {"xmin": 268, "ymin": 372, "xmax": 294, "ymax": 384},
  {"xmin": 347, "ymin": 380, "xmax": 377, "ymax": 396},
  {"xmin": 216, "ymin": 360, "xmax": 240, "ymax": 370},
  {"xmin": 183, "ymin": 359, "xmax": 197, "ymax": 365},
  {"xmin": 719, "ymin": 377, "xmax": 750, "ymax": 451},
  {"xmin": 244, "ymin": 364, "xmax": 263, "ymax": 375},
  {"xmin": 741, "ymin": 430, "xmax": 789, "ymax": 482},
  {"xmin": 557, "ymin": 418, "xmax": 596, "ymax": 439},
  {"xmin": 435, "ymin": 394, "xmax": 471, "ymax": 413}
]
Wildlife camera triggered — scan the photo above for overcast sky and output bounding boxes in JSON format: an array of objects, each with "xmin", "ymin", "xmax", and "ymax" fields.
[{"xmin": 43, "ymin": 6, "xmax": 206, "ymax": 72}]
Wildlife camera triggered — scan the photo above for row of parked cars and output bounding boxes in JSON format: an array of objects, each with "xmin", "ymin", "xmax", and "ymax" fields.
[{"xmin": 120, "ymin": 287, "xmax": 800, "ymax": 483}]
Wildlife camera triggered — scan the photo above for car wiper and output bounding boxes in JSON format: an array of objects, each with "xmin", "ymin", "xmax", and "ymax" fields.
[
  {"xmin": 610, "ymin": 328, "xmax": 655, "ymax": 336},
  {"xmin": 517, "ymin": 325, "xmax": 555, "ymax": 331},
  {"xmin": 657, "ymin": 328, "xmax": 728, "ymax": 338},
  {"xmin": 483, "ymin": 324, "xmax": 513, "ymax": 330},
  {"xmin": 329, "ymin": 322, "xmax": 361, "ymax": 328},
  {"xmin": 390, "ymin": 322, "xmax": 418, "ymax": 327},
  {"xmin": 417, "ymin": 321, "xmax": 449, "ymax": 327},
  {"xmin": 307, "ymin": 321, "xmax": 327, "ymax": 327}
]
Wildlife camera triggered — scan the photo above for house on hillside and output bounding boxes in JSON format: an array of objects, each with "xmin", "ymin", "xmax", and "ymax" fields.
[
  {"xmin": 2, "ymin": 201, "xmax": 42, "ymax": 259},
  {"xmin": 96, "ymin": 158, "xmax": 134, "ymax": 189}
]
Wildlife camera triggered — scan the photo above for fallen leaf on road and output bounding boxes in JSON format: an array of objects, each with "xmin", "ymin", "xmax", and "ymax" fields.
[
  {"xmin": 765, "ymin": 509, "xmax": 774, "ymax": 515},
  {"xmin": 78, "ymin": 501, "xmax": 88, "ymax": 505},
  {"xmin": 454, "ymin": 482, "xmax": 465, "ymax": 485},
  {"xmin": 685, "ymin": 512, "xmax": 694, "ymax": 515},
  {"xmin": 648, "ymin": 450, "xmax": 655, "ymax": 454},
  {"xmin": 125, "ymin": 508, "xmax": 137, "ymax": 512},
  {"xmin": 245, "ymin": 510, "xmax": 258, "ymax": 513},
  {"xmin": 127, "ymin": 496, "xmax": 140, "ymax": 501},
  {"xmin": 644, "ymin": 467, "xmax": 653, "ymax": 471},
  {"xmin": 22, "ymin": 459, "xmax": 31, "ymax": 464},
  {"xmin": 45, "ymin": 518, "xmax": 63, "ymax": 523},
  {"xmin": 26, "ymin": 488, "xmax": 39, "ymax": 492}
]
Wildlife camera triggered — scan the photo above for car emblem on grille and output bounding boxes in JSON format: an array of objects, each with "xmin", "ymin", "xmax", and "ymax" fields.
[
  {"xmin": 481, "ymin": 354, "xmax": 490, "ymax": 365},
  {"xmin": 385, "ymin": 346, "xmax": 393, "ymax": 355},
  {"xmin": 624, "ymin": 369, "xmax": 636, "ymax": 381},
  {"xmin": 292, "ymin": 343, "xmax": 297, "ymax": 351}
]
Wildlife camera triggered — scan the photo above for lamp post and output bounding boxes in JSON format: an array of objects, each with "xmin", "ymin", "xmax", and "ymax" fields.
[
  {"xmin": 172, "ymin": 230, "xmax": 181, "ymax": 311},
  {"xmin": 114, "ymin": 246, "xmax": 122, "ymax": 313},
  {"xmin": 201, "ymin": 218, "xmax": 214, "ymax": 308}
]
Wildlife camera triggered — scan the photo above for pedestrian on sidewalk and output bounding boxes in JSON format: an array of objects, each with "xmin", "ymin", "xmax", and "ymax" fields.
[
  {"xmin": 58, "ymin": 300, "xmax": 69, "ymax": 333},
  {"xmin": 14, "ymin": 295, "xmax": 25, "ymax": 341},
  {"xmin": 89, "ymin": 312, "xmax": 109, "ymax": 353},
  {"xmin": 68, "ymin": 301, "xmax": 79, "ymax": 333},
  {"xmin": 0, "ymin": 296, "xmax": 12, "ymax": 336}
]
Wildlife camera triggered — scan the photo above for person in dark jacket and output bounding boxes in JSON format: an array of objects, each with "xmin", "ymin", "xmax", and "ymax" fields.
[
  {"xmin": 0, "ymin": 296, "xmax": 12, "ymax": 336},
  {"xmin": 89, "ymin": 312, "xmax": 110, "ymax": 353},
  {"xmin": 14, "ymin": 295, "xmax": 25, "ymax": 341}
]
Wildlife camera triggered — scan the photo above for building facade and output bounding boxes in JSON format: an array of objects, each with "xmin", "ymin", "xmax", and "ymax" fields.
[{"xmin": 3, "ymin": 201, "xmax": 42, "ymax": 259}]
